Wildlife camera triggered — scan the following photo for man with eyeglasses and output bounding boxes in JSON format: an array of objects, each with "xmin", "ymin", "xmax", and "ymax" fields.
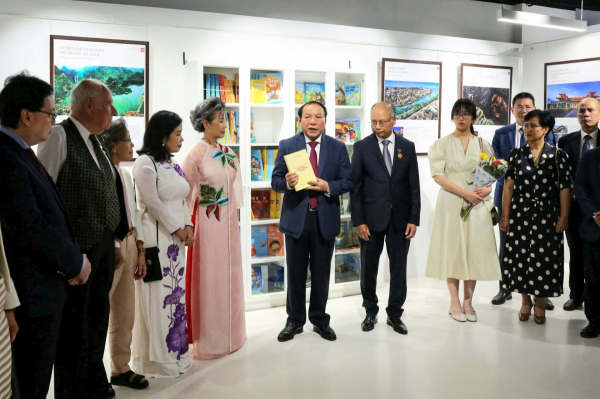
[
  {"xmin": 0, "ymin": 71, "xmax": 90, "ymax": 398},
  {"xmin": 558, "ymin": 97, "xmax": 600, "ymax": 312},
  {"xmin": 491, "ymin": 93, "xmax": 556, "ymax": 308},
  {"xmin": 350, "ymin": 102, "xmax": 420, "ymax": 334}
]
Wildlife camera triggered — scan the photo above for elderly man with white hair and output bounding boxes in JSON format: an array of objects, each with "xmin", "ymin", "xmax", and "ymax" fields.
[{"xmin": 38, "ymin": 79, "xmax": 129, "ymax": 399}]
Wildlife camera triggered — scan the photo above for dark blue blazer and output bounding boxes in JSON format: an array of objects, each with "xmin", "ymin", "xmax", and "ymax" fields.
[
  {"xmin": 272, "ymin": 133, "xmax": 353, "ymax": 240},
  {"xmin": 0, "ymin": 133, "xmax": 82, "ymax": 316},
  {"xmin": 558, "ymin": 130, "xmax": 584, "ymax": 220},
  {"xmin": 350, "ymin": 133, "xmax": 420, "ymax": 232},
  {"xmin": 575, "ymin": 147, "xmax": 600, "ymax": 243},
  {"xmin": 492, "ymin": 123, "xmax": 555, "ymax": 208}
]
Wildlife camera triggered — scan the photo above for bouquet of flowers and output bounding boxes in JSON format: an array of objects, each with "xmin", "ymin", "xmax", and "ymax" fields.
[{"xmin": 460, "ymin": 152, "xmax": 509, "ymax": 220}]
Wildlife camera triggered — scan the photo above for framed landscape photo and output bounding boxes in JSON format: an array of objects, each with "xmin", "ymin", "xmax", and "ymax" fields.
[
  {"xmin": 50, "ymin": 36, "xmax": 149, "ymax": 152},
  {"xmin": 382, "ymin": 59, "xmax": 442, "ymax": 155},
  {"xmin": 460, "ymin": 64, "xmax": 512, "ymax": 143}
]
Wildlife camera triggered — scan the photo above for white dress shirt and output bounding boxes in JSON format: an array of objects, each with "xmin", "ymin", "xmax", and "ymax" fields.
[
  {"xmin": 580, "ymin": 129, "xmax": 598, "ymax": 155},
  {"xmin": 515, "ymin": 123, "xmax": 524, "ymax": 148},
  {"xmin": 377, "ymin": 132, "xmax": 396, "ymax": 166}
]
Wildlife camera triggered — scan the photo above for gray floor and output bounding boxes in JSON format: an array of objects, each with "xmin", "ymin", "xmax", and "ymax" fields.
[{"xmin": 49, "ymin": 276, "xmax": 600, "ymax": 399}]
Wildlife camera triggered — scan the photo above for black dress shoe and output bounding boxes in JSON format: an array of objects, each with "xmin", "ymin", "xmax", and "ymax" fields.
[
  {"xmin": 277, "ymin": 323, "xmax": 303, "ymax": 342},
  {"xmin": 580, "ymin": 322, "xmax": 600, "ymax": 338},
  {"xmin": 387, "ymin": 316, "xmax": 407, "ymax": 335},
  {"xmin": 361, "ymin": 315, "xmax": 378, "ymax": 331},
  {"xmin": 563, "ymin": 299, "xmax": 584, "ymax": 311},
  {"xmin": 491, "ymin": 290, "xmax": 512, "ymax": 305},
  {"xmin": 313, "ymin": 324, "xmax": 337, "ymax": 341}
]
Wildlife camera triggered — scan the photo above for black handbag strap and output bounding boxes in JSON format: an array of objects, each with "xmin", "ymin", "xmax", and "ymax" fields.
[{"xmin": 133, "ymin": 155, "xmax": 159, "ymax": 246}]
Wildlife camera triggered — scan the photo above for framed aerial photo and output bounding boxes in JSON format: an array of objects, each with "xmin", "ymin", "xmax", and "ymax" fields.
[
  {"xmin": 460, "ymin": 64, "xmax": 512, "ymax": 143},
  {"xmin": 545, "ymin": 58, "xmax": 600, "ymax": 123},
  {"xmin": 50, "ymin": 36, "xmax": 149, "ymax": 152},
  {"xmin": 382, "ymin": 58, "xmax": 442, "ymax": 155}
]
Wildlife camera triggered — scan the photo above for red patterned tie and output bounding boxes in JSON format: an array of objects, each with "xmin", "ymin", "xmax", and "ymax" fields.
[
  {"xmin": 308, "ymin": 141, "xmax": 319, "ymax": 208},
  {"xmin": 26, "ymin": 148, "xmax": 49, "ymax": 178}
]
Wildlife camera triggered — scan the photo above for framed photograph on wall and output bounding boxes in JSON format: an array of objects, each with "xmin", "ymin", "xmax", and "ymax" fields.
[
  {"xmin": 382, "ymin": 58, "xmax": 442, "ymax": 155},
  {"xmin": 460, "ymin": 64, "xmax": 512, "ymax": 144},
  {"xmin": 50, "ymin": 36, "xmax": 149, "ymax": 152}
]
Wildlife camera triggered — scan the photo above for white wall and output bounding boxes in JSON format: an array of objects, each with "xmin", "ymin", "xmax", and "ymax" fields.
[{"xmin": 0, "ymin": 0, "xmax": 525, "ymax": 277}]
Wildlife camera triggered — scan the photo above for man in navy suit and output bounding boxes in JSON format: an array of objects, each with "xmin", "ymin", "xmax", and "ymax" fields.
[
  {"xmin": 350, "ymin": 102, "xmax": 420, "ymax": 334},
  {"xmin": 0, "ymin": 72, "xmax": 90, "ymax": 398},
  {"xmin": 558, "ymin": 97, "xmax": 599, "ymax": 311},
  {"xmin": 491, "ymin": 92, "xmax": 556, "ymax": 308},
  {"xmin": 575, "ymin": 145, "xmax": 600, "ymax": 338},
  {"xmin": 272, "ymin": 102, "xmax": 352, "ymax": 342}
]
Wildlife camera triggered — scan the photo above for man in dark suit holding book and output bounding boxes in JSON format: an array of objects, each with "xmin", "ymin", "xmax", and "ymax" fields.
[
  {"xmin": 558, "ymin": 97, "xmax": 599, "ymax": 312},
  {"xmin": 350, "ymin": 102, "xmax": 420, "ymax": 334},
  {"xmin": 272, "ymin": 101, "xmax": 352, "ymax": 342}
]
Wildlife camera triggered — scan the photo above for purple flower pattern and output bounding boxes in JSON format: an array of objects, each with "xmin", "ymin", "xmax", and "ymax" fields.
[
  {"xmin": 160, "ymin": 161, "xmax": 188, "ymax": 181},
  {"xmin": 162, "ymin": 243, "xmax": 188, "ymax": 360}
]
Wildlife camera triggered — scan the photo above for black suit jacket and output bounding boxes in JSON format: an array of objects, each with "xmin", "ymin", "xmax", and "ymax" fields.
[
  {"xmin": 575, "ymin": 147, "xmax": 600, "ymax": 243},
  {"xmin": 351, "ymin": 133, "xmax": 421, "ymax": 232},
  {"xmin": 558, "ymin": 131, "xmax": 584, "ymax": 220},
  {"xmin": 0, "ymin": 133, "xmax": 82, "ymax": 316}
]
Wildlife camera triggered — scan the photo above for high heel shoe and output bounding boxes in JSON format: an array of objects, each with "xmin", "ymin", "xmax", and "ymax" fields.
[
  {"xmin": 448, "ymin": 307, "xmax": 467, "ymax": 322},
  {"xmin": 463, "ymin": 308, "xmax": 477, "ymax": 322},
  {"xmin": 533, "ymin": 300, "xmax": 546, "ymax": 325},
  {"xmin": 519, "ymin": 297, "xmax": 533, "ymax": 322},
  {"xmin": 518, "ymin": 312, "xmax": 531, "ymax": 322}
]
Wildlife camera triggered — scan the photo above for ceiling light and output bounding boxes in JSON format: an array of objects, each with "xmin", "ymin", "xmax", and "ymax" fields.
[{"xmin": 497, "ymin": 9, "xmax": 587, "ymax": 32}]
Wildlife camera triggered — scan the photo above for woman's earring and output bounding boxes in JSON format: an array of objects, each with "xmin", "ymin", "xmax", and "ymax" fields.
[{"xmin": 162, "ymin": 141, "xmax": 166, "ymax": 147}]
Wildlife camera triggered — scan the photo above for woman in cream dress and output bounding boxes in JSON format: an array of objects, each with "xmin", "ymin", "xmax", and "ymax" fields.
[{"xmin": 426, "ymin": 99, "xmax": 501, "ymax": 322}]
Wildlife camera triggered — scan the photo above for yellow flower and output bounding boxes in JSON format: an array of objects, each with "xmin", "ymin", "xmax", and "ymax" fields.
[{"xmin": 480, "ymin": 152, "xmax": 489, "ymax": 160}]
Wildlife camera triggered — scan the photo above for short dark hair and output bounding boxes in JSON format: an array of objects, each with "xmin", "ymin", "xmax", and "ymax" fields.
[
  {"xmin": 512, "ymin": 92, "xmax": 535, "ymax": 107},
  {"xmin": 137, "ymin": 110, "xmax": 183, "ymax": 162},
  {"xmin": 452, "ymin": 98, "xmax": 477, "ymax": 135},
  {"xmin": 190, "ymin": 97, "xmax": 226, "ymax": 133},
  {"xmin": 524, "ymin": 109, "xmax": 554, "ymax": 133},
  {"xmin": 298, "ymin": 101, "xmax": 327, "ymax": 119},
  {"xmin": 101, "ymin": 118, "xmax": 128, "ymax": 148},
  {"xmin": 0, "ymin": 71, "xmax": 54, "ymax": 129}
]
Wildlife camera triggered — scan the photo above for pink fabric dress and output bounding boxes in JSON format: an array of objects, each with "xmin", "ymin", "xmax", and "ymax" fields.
[{"xmin": 182, "ymin": 140, "xmax": 246, "ymax": 360}]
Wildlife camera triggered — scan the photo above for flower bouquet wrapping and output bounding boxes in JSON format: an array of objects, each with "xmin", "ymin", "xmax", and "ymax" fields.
[{"xmin": 460, "ymin": 152, "xmax": 508, "ymax": 220}]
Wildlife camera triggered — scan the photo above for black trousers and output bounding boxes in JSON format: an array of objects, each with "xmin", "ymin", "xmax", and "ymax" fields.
[
  {"xmin": 55, "ymin": 227, "xmax": 115, "ymax": 399},
  {"xmin": 285, "ymin": 212, "xmax": 335, "ymax": 327},
  {"xmin": 13, "ymin": 309, "xmax": 63, "ymax": 399},
  {"xmin": 360, "ymin": 220, "xmax": 409, "ymax": 318},
  {"xmin": 566, "ymin": 218, "xmax": 585, "ymax": 301},
  {"xmin": 583, "ymin": 239, "xmax": 600, "ymax": 323},
  {"xmin": 497, "ymin": 207, "xmax": 508, "ymax": 291}
]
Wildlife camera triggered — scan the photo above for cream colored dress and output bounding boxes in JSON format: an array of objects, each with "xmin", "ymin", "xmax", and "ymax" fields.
[{"xmin": 425, "ymin": 134, "xmax": 501, "ymax": 281}]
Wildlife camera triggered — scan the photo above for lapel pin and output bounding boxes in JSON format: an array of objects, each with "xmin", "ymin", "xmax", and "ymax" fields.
[{"xmin": 398, "ymin": 149, "xmax": 402, "ymax": 159}]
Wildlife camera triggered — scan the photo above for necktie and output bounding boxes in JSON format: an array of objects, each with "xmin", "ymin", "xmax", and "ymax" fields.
[
  {"xmin": 519, "ymin": 127, "xmax": 526, "ymax": 147},
  {"xmin": 308, "ymin": 141, "xmax": 319, "ymax": 208},
  {"xmin": 25, "ymin": 148, "xmax": 49, "ymax": 178},
  {"xmin": 90, "ymin": 134, "xmax": 121, "ymax": 232},
  {"xmin": 382, "ymin": 139, "xmax": 392, "ymax": 176},
  {"xmin": 582, "ymin": 134, "xmax": 592, "ymax": 155}
]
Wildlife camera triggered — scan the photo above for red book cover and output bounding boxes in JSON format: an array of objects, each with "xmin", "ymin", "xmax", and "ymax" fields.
[
  {"xmin": 267, "ymin": 225, "xmax": 284, "ymax": 256},
  {"xmin": 219, "ymin": 75, "xmax": 226, "ymax": 101}
]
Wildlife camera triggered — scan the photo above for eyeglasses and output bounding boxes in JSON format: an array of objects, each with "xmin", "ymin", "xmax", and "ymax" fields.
[
  {"xmin": 514, "ymin": 106, "xmax": 533, "ymax": 111},
  {"xmin": 36, "ymin": 110, "xmax": 57, "ymax": 121},
  {"xmin": 523, "ymin": 123, "xmax": 541, "ymax": 130},
  {"xmin": 370, "ymin": 119, "xmax": 393, "ymax": 127},
  {"xmin": 453, "ymin": 113, "xmax": 472, "ymax": 119}
]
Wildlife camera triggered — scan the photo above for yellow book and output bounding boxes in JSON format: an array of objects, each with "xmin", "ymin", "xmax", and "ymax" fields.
[
  {"xmin": 251, "ymin": 80, "xmax": 266, "ymax": 104},
  {"xmin": 270, "ymin": 190, "xmax": 277, "ymax": 219},
  {"xmin": 261, "ymin": 149, "xmax": 267, "ymax": 181},
  {"xmin": 276, "ymin": 192, "xmax": 281, "ymax": 218},
  {"xmin": 283, "ymin": 149, "xmax": 317, "ymax": 191}
]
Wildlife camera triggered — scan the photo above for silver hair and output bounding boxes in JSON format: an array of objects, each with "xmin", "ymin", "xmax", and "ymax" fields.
[
  {"xmin": 70, "ymin": 79, "xmax": 109, "ymax": 110},
  {"xmin": 371, "ymin": 101, "xmax": 397, "ymax": 118},
  {"xmin": 190, "ymin": 96, "xmax": 225, "ymax": 132}
]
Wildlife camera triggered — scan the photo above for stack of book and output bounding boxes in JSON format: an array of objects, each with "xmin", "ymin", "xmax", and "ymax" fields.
[
  {"xmin": 251, "ymin": 225, "xmax": 284, "ymax": 257},
  {"xmin": 204, "ymin": 73, "xmax": 239, "ymax": 103},
  {"xmin": 216, "ymin": 111, "xmax": 240, "ymax": 144},
  {"xmin": 250, "ymin": 190, "xmax": 281, "ymax": 220},
  {"xmin": 251, "ymin": 72, "xmax": 282, "ymax": 104},
  {"xmin": 335, "ymin": 82, "xmax": 361, "ymax": 106},
  {"xmin": 251, "ymin": 264, "xmax": 284, "ymax": 295},
  {"xmin": 250, "ymin": 149, "xmax": 277, "ymax": 181}
]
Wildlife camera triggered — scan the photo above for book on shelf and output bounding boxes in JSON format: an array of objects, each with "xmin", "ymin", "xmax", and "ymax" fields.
[
  {"xmin": 271, "ymin": 191, "xmax": 281, "ymax": 219},
  {"xmin": 303, "ymin": 82, "xmax": 325, "ymax": 104},
  {"xmin": 217, "ymin": 111, "xmax": 239, "ymax": 144},
  {"xmin": 251, "ymin": 80, "xmax": 267, "ymax": 104},
  {"xmin": 251, "ymin": 264, "xmax": 284, "ymax": 295},
  {"xmin": 251, "ymin": 226, "xmax": 268, "ymax": 257},
  {"xmin": 344, "ymin": 82, "xmax": 361, "ymax": 106},
  {"xmin": 267, "ymin": 226, "xmax": 284, "ymax": 257},
  {"xmin": 295, "ymin": 81, "xmax": 305, "ymax": 105},
  {"xmin": 335, "ymin": 83, "xmax": 346, "ymax": 105},
  {"xmin": 251, "ymin": 190, "xmax": 275, "ymax": 219},
  {"xmin": 250, "ymin": 150, "xmax": 264, "ymax": 181},
  {"xmin": 260, "ymin": 72, "xmax": 282, "ymax": 104},
  {"xmin": 335, "ymin": 117, "xmax": 361, "ymax": 143},
  {"xmin": 335, "ymin": 220, "xmax": 352, "ymax": 249},
  {"xmin": 340, "ymin": 193, "xmax": 351, "ymax": 216},
  {"xmin": 261, "ymin": 149, "xmax": 277, "ymax": 181},
  {"xmin": 335, "ymin": 253, "xmax": 360, "ymax": 283},
  {"xmin": 250, "ymin": 112, "xmax": 256, "ymax": 143},
  {"xmin": 204, "ymin": 73, "xmax": 239, "ymax": 102}
]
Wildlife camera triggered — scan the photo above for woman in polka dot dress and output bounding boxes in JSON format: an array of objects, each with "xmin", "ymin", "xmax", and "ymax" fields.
[{"xmin": 500, "ymin": 110, "xmax": 572, "ymax": 324}]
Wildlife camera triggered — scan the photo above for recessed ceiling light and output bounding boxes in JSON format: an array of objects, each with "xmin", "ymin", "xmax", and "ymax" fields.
[{"xmin": 498, "ymin": 9, "xmax": 587, "ymax": 33}]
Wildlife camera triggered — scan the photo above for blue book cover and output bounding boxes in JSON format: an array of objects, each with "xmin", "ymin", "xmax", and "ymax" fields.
[
  {"xmin": 265, "ymin": 149, "xmax": 276, "ymax": 181},
  {"xmin": 304, "ymin": 82, "xmax": 326, "ymax": 104},
  {"xmin": 251, "ymin": 266, "xmax": 263, "ymax": 294},
  {"xmin": 295, "ymin": 81, "xmax": 305, "ymax": 104},
  {"xmin": 251, "ymin": 226, "xmax": 268, "ymax": 257},
  {"xmin": 250, "ymin": 150, "xmax": 264, "ymax": 181},
  {"xmin": 344, "ymin": 82, "xmax": 361, "ymax": 106}
]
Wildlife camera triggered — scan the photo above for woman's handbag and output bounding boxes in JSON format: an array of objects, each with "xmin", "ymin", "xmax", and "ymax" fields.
[
  {"xmin": 135, "ymin": 156, "xmax": 163, "ymax": 283},
  {"xmin": 478, "ymin": 137, "xmax": 500, "ymax": 226}
]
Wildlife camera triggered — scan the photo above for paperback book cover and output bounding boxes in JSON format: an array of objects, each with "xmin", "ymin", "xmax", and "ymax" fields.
[
  {"xmin": 304, "ymin": 82, "xmax": 326, "ymax": 104},
  {"xmin": 335, "ymin": 83, "xmax": 346, "ymax": 105},
  {"xmin": 251, "ymin": 190, "xmax": 270, "ymax": 219},
  {"xmin": 252, "ymin": 264, "xmax": 284, "ymax": 294},
  {"xmin": 251, "ymin": 266, "xmax": 263, "ymax": 294},
  {"xmin": 250, "ymin": 112, "xmax": 256, "ymax": 143},
  {"xmin": 295, "ymin": 81, "xmax": 305, "ymax": 105},
  {"xmin": 344, "ymin": 82, "xmax": 361, "ymax": 106},
  {"xmin": 251, "ymin": 226, "xmax": 268, "ymax": 257},
  {"xmin": 250, "ymin": 150, "xmax": 264, "ymax": 181},
  {"xmin": 251, "ymin": 79, "xmax": 267, "ymax": 104},
  {"xmin": 335, "ymin": 254, "xmax": 361, "ymax": 283},
  {"xmin": 267, "ymin": 226, "xmax": 284, "ymax": 257},
  {"xmin": 259, "ymin": 72, "xmax": 283, "ymax": 104},
  {"xmin": 335, "ymin": 221, "xmax": 351, "ymax": 249},
  {"xmin": 265, "ymin": 149, "xmax": 277, "ymax": 181},
  {"xmin": 336, "ymin": 117, "xmax": 361, "ymax": 142}
]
